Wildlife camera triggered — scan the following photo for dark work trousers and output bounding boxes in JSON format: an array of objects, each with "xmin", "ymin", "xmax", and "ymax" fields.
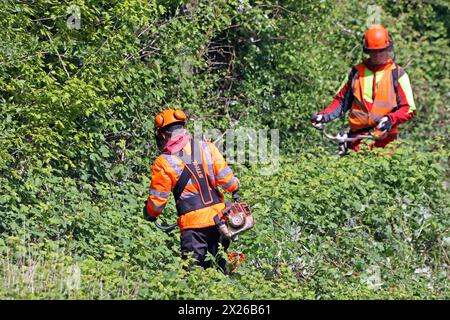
[{"xmin": 180, "ymin": 226, "xmax": 230, "ymax": 274}]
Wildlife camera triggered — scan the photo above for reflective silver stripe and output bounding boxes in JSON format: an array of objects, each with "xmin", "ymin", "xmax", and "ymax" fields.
[
  {"xmin": 216, "ymin": 166, "xmax": 232, "ymax": 180},
  {"xmin": 149, "ymin": 189, "xmax": 170, "ymax": 199},
  {"xmin": 222, "ymin": 176, "xmax": 236, "ymax": 189},
  {"xmin": 162, "ymin": 154, "xmax": 183, "ymax": 176},
  {"xmin": 201, "ymin": 142, "xmax": 213, "ymax": 165},
  {"xmin": 369, "ymin": 113, "xmax": 384, "ymax": 122},
  {"xmin": 185, "ymin": 178, "xmax": 195, "ymax": 189},
  {"xmin": 179, "ymin": 191, "xmax": 199, "ymax": 200},
  {"xmin": 201, "ymin": 142, "xmax": 215, "ymax": 184},
  {"xmin": 149, "ymin": 199, "xmax": 165, "ymax": 212},
  {"xmin": 373, "ymin": 101, "xmax": 395, "ymax": 109},
  {"xmin": 351, "ymin": 109, "xmax": 385, "ymax": 123},
  {"xmin": 353, "ymin": 98, "xmax": 394, "ymax": 111},
  {"xmin": 352, "ymin": 98, "xmax": 366, "ymax": 109},
  {"xmin": 350, "ymin": 109, "xmax": 367, "ymax": 118},
  {"xmin": 202, "ymin": 141, "xmax": 216, "ymax": 185}
]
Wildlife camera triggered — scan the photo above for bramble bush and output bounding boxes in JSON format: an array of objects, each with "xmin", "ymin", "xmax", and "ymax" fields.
[{"xmin": 0, "ymin": 1, "xmax": 449, "ymax": 299}]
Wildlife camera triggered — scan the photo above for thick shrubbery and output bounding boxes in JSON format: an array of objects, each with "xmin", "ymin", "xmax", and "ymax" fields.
[
  {"xmin": 0, "ymin": 1, "xmax": 449, "ymax": 299},
  {"xmin": 0, "ymin": 141, "xmax": 448, "ymax": 299}
]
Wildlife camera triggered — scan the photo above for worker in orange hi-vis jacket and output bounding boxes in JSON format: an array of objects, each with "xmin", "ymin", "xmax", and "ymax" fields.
[
  {"xmin": 143, "ymin": 109, "xmax": 240, "ymax": 273},
  {"xmin": 312, "ymin": 24, "xmax": 416, "ymax": 151}
]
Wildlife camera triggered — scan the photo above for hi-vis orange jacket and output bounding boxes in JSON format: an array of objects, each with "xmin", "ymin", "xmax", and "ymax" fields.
[
  {"xmin": 319, "ymin": 59, "xmax": 416, "ymax": 136},
  {"xmin": 146, "ymin": 138, "xmax": 240, "ymax": 231}
]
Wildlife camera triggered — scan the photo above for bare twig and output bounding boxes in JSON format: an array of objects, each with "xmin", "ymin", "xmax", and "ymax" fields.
[
  {"xmin": 335, "ymin": 21, "xmax": 354, "ymax": 35},
  {"xmin": 31, "ymin": 15, "xmax": 64, "ymax": 22},
  {"xmin": 404, "ymin": 57, "xmax": 414, "ymax": 69},
  {"xmin": 74, "ymin": 20, "xmax": 122, "ymax": 77},
  {"xmin": 0, "ymin": 52, "xmax": 50, "ymax": 66},
  {"xmin": 45, "ymin": 31, "xmax": 70, "ymax": 78}
]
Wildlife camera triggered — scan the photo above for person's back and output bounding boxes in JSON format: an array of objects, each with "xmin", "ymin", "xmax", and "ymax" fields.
[{"xmin": 144, "ymin": 109, "xmax": 240, "ymax": 272}]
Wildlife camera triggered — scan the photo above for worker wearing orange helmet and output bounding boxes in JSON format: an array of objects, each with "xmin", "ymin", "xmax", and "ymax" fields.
[
  {"xmin": 143, "ymin": 109, "xmax": 240, "ymax": 272},
  {"xmin": 312, "ymin": 24, "xmax": 416, "ymax": 151}
]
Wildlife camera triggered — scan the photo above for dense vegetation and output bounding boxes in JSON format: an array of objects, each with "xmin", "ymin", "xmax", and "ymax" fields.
[{"xmin": 0, "ymin": 0, "xmax": 448, "ymax": 299}]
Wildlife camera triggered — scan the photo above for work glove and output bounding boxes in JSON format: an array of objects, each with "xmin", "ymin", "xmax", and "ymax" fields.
[
  {"xmin": 143, "ymin": 200, "xmax": 157, "ymax": 222},
  {"xmin": 377, "ymin": 116, "xmax": 392, "ymax": 132},
  {"xmin": 311, "ymin": 113, "xmax": 325, "ymax": 130},
  {"xmin": 232, "ymin": 190, "xmax": 240, "ymax": 201}
]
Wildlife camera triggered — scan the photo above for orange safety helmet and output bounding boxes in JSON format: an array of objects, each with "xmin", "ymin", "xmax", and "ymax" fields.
[
  {"xmin": 154, "ymin": 109, "xmax": 187, "ymax": 133},
  {"xmin": 362, "ymin": 24, "xmax": 393, "ymax": 52}
]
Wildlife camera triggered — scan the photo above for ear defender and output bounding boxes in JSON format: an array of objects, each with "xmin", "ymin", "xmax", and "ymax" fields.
[
  {"xmin": 154, "ymin": 109, "xmax": 187, "ymax": 134},
  {"xmin": 174, "ymin": 109, "xmax": 186, "ymax": 121},
  {"xmin": 155, "ymin": 114, "xmax": 165, "ymax": 129}
]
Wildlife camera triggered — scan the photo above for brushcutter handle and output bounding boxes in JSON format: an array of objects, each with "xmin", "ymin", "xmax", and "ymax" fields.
[
  {"xmin": 321, "ymin": 124, "xmax": 386, "ymax": 142},
  {"xmin": 344, "ymin": 134, "xmax": 376, "ymax": 142},
  {"xmin": 154, "ymin": 220, "xmax": 178, "ymax": 232}
]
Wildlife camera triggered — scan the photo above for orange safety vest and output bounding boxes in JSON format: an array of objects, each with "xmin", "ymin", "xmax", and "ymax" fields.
[
  {"xmin": 147, "ymin": 139, "xmax": 240, "ymax": 231},
  {"xmin": 349, "ymin": 61, "xmax": 402, "ymax": 134}
]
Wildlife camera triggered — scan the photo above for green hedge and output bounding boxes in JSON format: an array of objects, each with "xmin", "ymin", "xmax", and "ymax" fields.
[
  {"xmin": 1, "ymin": 141, "xmax": 448, "ymax": 299},
  {"xmin": 0, "ymin": 1, "xmax": 449, "ymax": 299}
]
